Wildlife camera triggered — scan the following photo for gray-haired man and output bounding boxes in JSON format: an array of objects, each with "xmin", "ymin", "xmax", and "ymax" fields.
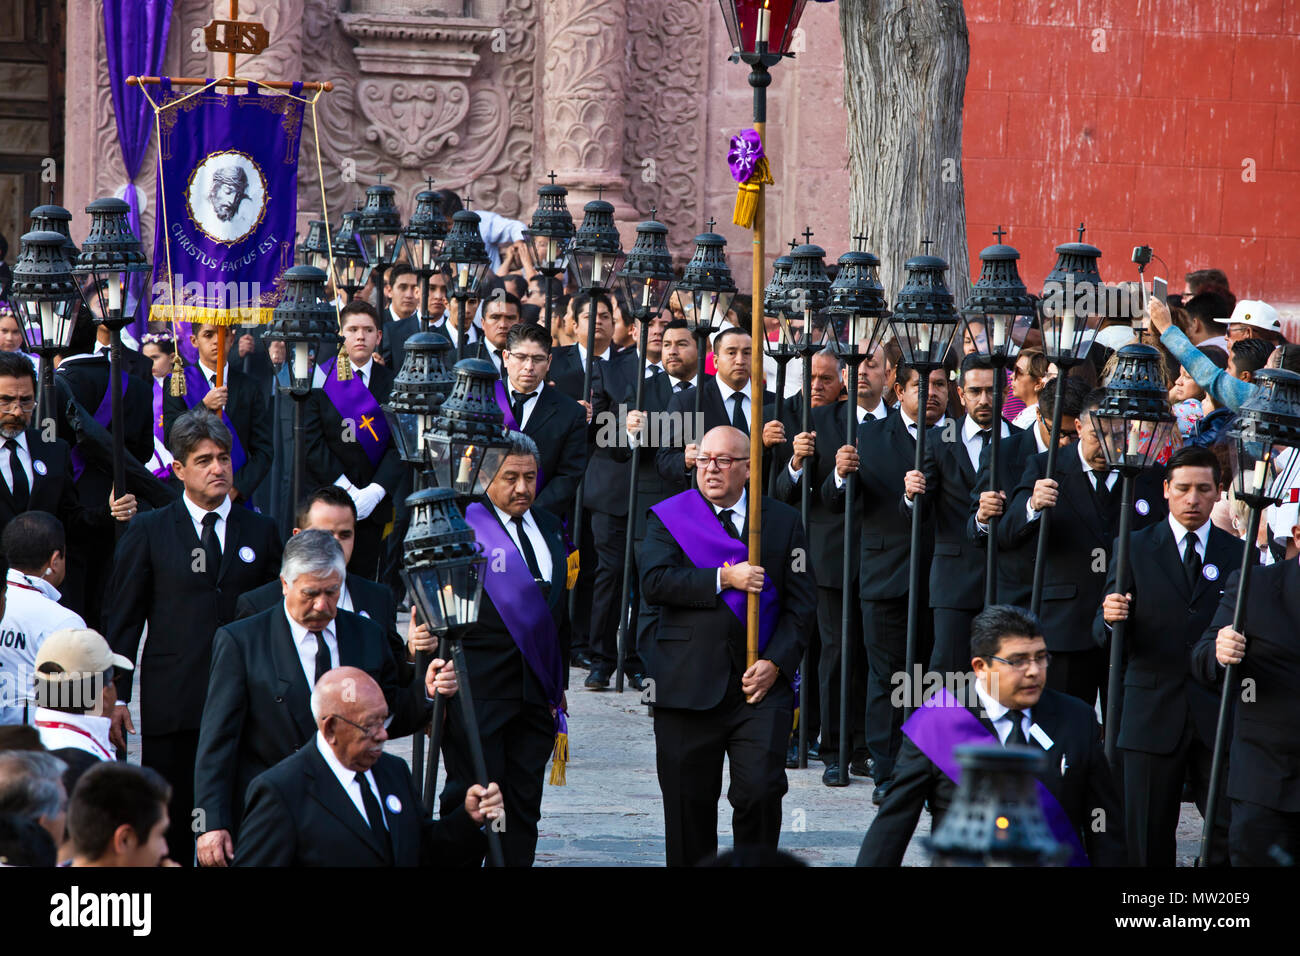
[{"xmin": 193, "ymin": 529, "xmax": 455, "ymax": 867}]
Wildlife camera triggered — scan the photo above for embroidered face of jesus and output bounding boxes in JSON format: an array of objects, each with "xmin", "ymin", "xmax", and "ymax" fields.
[{"xmin": 208, "ymin": 166, "xmax": 251, "ymax": 223}]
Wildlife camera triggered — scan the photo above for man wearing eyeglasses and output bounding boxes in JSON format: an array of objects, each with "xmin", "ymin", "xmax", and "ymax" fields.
[
  {"xmin": 193, "ymin": 529, "xmax": 446, "ymax": 867},
  {"xmin": 857, "ymin": 604, "xmax": 1124, "ymax": 866},
  {"xmin": 641, "ymin": 425, "xmax": 816, "ymax": 866}
]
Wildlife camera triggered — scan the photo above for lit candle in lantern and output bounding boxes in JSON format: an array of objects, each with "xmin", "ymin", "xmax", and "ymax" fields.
[
  {"xmin": 592, "ymin": 253, "xmax": 604, "ymax": 286},
  {"xmin": 641, "ymin": 279, "xmax": 652, "ymax": 309},
  {"xmin": 107, "ymin": 279, "xmax": 122, "ymax": 314},
  {"xmin": 292, "ymin": 343, "xmax": 310, "ymax": 383},
  {"xmin": 992, "ymin": 318, "xmax": 1006, "ymax": 350},
  {"xmin": 1126, "ymin": 422, "xmax": 1141, "ymax": 458},
  {"xmin": 917, "ymin": 325, "xmax": 932, "ymax": 355},
  {"xmin": 39, "ymin": 301, "xmax": 54, "ymax": 338},
  {"xmin": 1253, "ymin": 457, "xmax": 1269, "ymax": 495},
  {"xmin": 757, "ymin": 2, "xmax": 771, "ymax": 45},
  {"xmin": 547, "ymin": 238, "xmax": 558, "ymax": 264},
  {"xmin": 457, "ymin": 262, "xmax": 469, "ymax": 290},
  {"xmin": 457, "ymin": 445, "xmax": 475, "ymax": 487},
  {"xmin": 1061, "ymin": 311, "xmax": 1076, "ymax": 355}
]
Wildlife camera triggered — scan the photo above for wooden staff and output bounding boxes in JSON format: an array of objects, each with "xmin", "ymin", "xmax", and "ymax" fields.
[{"xmin": 746, "ymin": 117, "xmax": 765, "ymax": 668}]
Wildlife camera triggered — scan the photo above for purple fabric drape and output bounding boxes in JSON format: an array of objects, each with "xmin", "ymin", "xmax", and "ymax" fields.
[{"xmin": 103, "ymin": 0, "xmax": 174, "ymax": 341}]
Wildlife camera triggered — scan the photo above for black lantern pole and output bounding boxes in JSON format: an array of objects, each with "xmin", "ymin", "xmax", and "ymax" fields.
[
  {"xmin": 762, "ymin": 240, "xmax": 798, "ymax": 490},
  {"xmin": 675, "ymin": 222, "xmax": 738, "ymax": 419},
  {"xmin": 825, "ymin": 238, "xmax": 890, "ymax": 784},
  {"xmin": 1030, "ymin": 226, "xmax": 1105, "ymax": 616},
  {"xmin": 611, "ymin": 215, "xmax": 676, "ymax": 693},
  {"xmin": 1090, "ymin": 344, "xmax": 1180, "ymax": 764},
  {"xmin": 1198, "ymin": 369, "xmax": 1300, "ymax": 864},
  {"xmin": 959, "ymin": 227, "xmax": 1037, "ymax": 606},
  {"xmin": 780, "ymin": 234, "xmax": 831, "ymax": 767},
  {"xmin": 9, "ymin": 231, "xmax": 81, "ymax": 433},
  {"xmin": 331, "ymin": 207, "xmax": 369, "ymax": 303},
  {"xmin": 73, "ymin": 198, "xmax": 151, "ymax": 532},
  {"xmin": 522, "ymin": 172, "xmax": 576, "ymax": 339},
  {"xmin": 403, "ymin": 179, "xmax": 448, "ymax": 334},
  {"xmin": 437, "ymin": 207, "xmax": 492, "ymax": 361},
  {"xmin": 355, "ymin": 178, "xmax": 406, "ymax": 324},
  {"xmin": 889, "ymin": 248, "xmax": 961, "ymax": 719}
]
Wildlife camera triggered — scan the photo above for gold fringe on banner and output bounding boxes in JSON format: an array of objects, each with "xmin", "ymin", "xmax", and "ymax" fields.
[
  {"xmin": 732, "ymin": 157, "xmax": 774, "ymax": 229},
  {"xmin": 149, "ymin": 304, "xmax": 276, "ymax": 325}
]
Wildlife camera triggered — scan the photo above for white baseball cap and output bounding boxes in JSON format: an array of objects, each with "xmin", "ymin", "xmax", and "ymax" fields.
[
  {"xmin": 1215, "ymin": 299, "xmax": 1283, "ymax": 334},
  {"xmin": 34, "ymin": 628, "xmax": 133, "ymax": 680}
]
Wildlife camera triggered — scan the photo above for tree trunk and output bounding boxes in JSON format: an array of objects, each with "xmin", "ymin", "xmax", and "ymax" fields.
[{"xmin": 839, "ymin": 0, "xmax": 970, "ymax": 303}]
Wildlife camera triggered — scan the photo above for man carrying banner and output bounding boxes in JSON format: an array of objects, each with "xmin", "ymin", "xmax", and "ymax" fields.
[
  {"xmin": 856, "ymin": 604, "xmax": 1125, "ymax": 866},
  {"xmin": 641, "ymin": 424, "xmax": 816, "ymax": 867}
]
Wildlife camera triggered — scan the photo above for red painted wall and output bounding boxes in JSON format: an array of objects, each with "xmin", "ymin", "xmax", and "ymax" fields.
[{"xmin": 963, "ymin": 0, "xmax": 1300, "ymax": 305}]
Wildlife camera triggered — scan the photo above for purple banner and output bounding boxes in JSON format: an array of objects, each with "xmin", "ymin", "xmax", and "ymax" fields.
[
  {"xmin": 649, "ymin": 489, "xmax": 778, "ymax": 652},
  {"xmin": 902, "ymin": 687, "xmax": 1089, "ymax": 867},
  {"xmin": 493, "ymin": 379, "xmax": 546, "ymax": 490},
  {"xmin": 180, "ymin": 363, "xmax": 247, "ymax": 474},
  {"xmin": 70, "ymin": 370, "xmax": 128, "ymax": 481},
  {"xmin": 321, "ymin": 358, "xmax": 391, "ymax": 471},
  {"xmin": 464, "ymin": 502, "xmax": 563, "ymax": 708}
]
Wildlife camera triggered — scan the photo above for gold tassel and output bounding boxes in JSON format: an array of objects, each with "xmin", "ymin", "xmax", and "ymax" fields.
[
  {"xmin": 566, "ymin": 549, "xmax": 580, "ymax": 590},
  {"xmin": 169, "ymin": 353, "xmax": 187, "ymax": 397},
  {"xmin": 732, "ymin": 157, "xmax": 774, "ymax": 229},
  {"xmin": 548, "ymin": 732, "xmax": 568, "ymax": 787},
  {"xmin": 336, "ymin": 344, "xmax": 353, "ymax": 381}
]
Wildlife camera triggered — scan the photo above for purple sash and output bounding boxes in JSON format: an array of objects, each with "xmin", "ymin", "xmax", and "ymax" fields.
[
  {"xmin": 649, "ymin": 490, "xmax": 778, "ymax": 653},
  {"xmin": 322, "ymin": 359, "xmax": 391, "ymax": 471},
  {"xmin": 493, "ymin": 380, "xmax": 546, "ymax": 490},
  {"xmin": 150, "ymin": 379, "xmax": 172, "ymax": 479},
  {"xmin": 464, "ymin": 503, "xmax": 563, "ymax": 710},
  {"xmin": 70, "ymin": 370, "xmax": 128, "ymax": 481},
  {"xmin": 180, "ymin": 364, "xmax": 247, "ymax": 473},
  {"xmin": 902, "ymin": 688, "xmax": 1090, "ymax": 866}
]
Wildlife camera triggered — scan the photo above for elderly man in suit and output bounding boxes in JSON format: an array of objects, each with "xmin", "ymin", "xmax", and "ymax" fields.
[
  {"xmin": 234, "ymin": 667, "xmax": 501, "ymax": 867},
  {"xmin": 641, "ymin": 425, "xmax": 816, "ymax": 866}
]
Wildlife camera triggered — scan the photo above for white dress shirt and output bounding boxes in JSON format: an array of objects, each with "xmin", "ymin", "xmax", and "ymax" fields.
[
  {"xmin": 313, "ymin": 357, "xmax": 375, "ymax": 390},
  {"xmin": 711, "ymin": 489, "xmax": 747, "ymax": 593},
  {"xmin": 669, "ymin": 374, "xmax": 693, "ymax": 393},
  {"xmin": 504, "ymin": 379, "xmax": 545, "ymax": 430},
  {"xmin": 197, "ymin": 362, "xmax": 230, "ymax": 390},
  {"xmin": 1025, "ymin": 443, "xmax": 1117, "ymax": 523},
  {"xmin": 314, "ymin": 731, "xmax": 387, "ymax": 830},
  {"xmin": 974, "ymin": 679, "xmax": 1035, "ymax": 747},
  {"xmin": 962, "ymin": 417, "xmax": 1012, "ymax": 472},
  {"xmin": 492, "ymin": 502, "xmax": 553, "ymax": 581},
  {"xmin": 182, "ymin": 491, "xmax": 232, "ymax": 550},
  {"xmin": 862, "ymin": 399, "xmax": 888, "ymax": 422},
  {"xmin": 716, "ymin": 379, "xmax": 750, "ymax": 432},
  {"xmin": 1171, "ymin": 514, "xmax": 1211, "ymax": 563},
  {"xmin": 0, "ymin": 429, "xmax": 34, "ymax": 495},
  {"xmin": 1012, "ymin": 403, "xmax": 1039, "ymax": 430},
  {"xmin": 576, "ymin": 343, "xmax": 612, "ymax": 367},
  {"xmin": 486, "ymin": 344, "xmax": 506, "ymax": 375},
  {"xmin": 285, "ymin": 605, "xmax": 339, "ymax": 691},
  {"xmin": 645, "ymin": 362, "xmax": 665, "ymax": 378}
]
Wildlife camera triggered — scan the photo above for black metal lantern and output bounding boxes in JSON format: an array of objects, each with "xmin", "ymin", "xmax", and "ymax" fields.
[
  {"xmin": 9, "ymin": 230, "xmax": 81, "ymax": 353},
  {"xmin": 1228, "ymin": 369, "xmax": 1300, "ymax": 506},
  {"xmin": 617, "ymin": 218, "xmax": 676, "ymax": 320},
  {"xmin": 961, "ymin": 234, "xmax": 1037, "ymax": 364},
  {"xmin": 332, "ymin": 208, "xmax": 369, "ymax": 299},
  {"xmin": 889, "ymin": 252, "xmax": 961, "ymax": 369},
  {"xmin": 355, "ymin": 181, "xmax": 405, "ymax": 276},
  {"xmin": 676, "ymin": 228, "xmax": 738, "ymax": 333},
  {"xmin": 718, "ymin": 0, "xmax": 811, "ymax": 56},
  {"xmin": 1039, "ymin": 226, "xmax": 1105, "ymax": 365},
  {"xmin": 522, "ymin": 179, "xmax": 576, "ymax": 277},
  {"xmin": 424, "ymin": 358, "xmax": 513, "ymax": 498},
  {"xmin": 761, "ymin": 247, "xmax": 796, "ymax": 361},
  {"xmin": 568, "ymin": 197, "xmax": 625, "ymax": 292},
  {"xmin": 385, "ymin": 331, "xmax": 455, "ymax": 465},
  {"xmin": 402, "ymin": 487, "xmax": 487, "ymax": 636},
  {"xmin": 928, "ymin": 745, "xmax": 1068, "ymax": 866},
  {"xmin": 437, "ymin": 209, "xmax": 492, "ymax": 300},
  {"xmin": 27, "ymin": 203, "xmax": 77, "ymax": 259},
  {"xmin": 403, "ymin": 184, "xmax": 448, "ymax": 277},
  {"xmin": 299, "ymin": 219, "xmax": 332, "ymax": 271},
  {"xmin": 73, "ymin": 197, "xmax": 150, "ymax": 332},
  {"xmin": 826, "ymin": 244, "xmax": 891, "ymax": 358},
  {"xmin": 778, "ymin": 241, "xmax": 832, "ymax": 350},
  {"xmin": 1091, "ymin": 344, "xmax": 1180, "ymax": 474},
  {"xmin": 264, "ymin": 265, "xmax": 337, "ymax": 395}
]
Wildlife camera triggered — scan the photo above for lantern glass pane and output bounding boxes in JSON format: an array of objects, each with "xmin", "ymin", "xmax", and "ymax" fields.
[
  {"xmin": 385, "ymin": 408, "xmax": 423, "ymax": 464},
  {"xmin": 571, "ymin": 249, "xmax": 626, "ymax": 292},
  {"xmin": 1093, "ymin": 413, "xmax": 1181, "ymax": 472},
  {"xmin": 1231, "ymin": 430, "xmax": 1300, "ymax": 501},
  {"xmin": 407, "ymin": 565, "xmax": 450, "ymax": 634},
  {"xmin": 1039, "ymin": 309, "xmax": 1104, "ymax": 363},
  {"xmin": 290, "ymin": 341, "xmax": 314, "ymax": 392},
  {"xmin": 890, "ymin": 317, "xmax": 958, "ymax": 368},
  {"xmin": 962, "ymin": 312, "xmax": 1034, "ymax": 361},
  {"xmin": 690, "ymin": 289, "xmax": 736, "ymax": 331}
]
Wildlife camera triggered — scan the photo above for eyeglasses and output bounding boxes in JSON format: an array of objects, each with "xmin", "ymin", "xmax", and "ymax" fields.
[
  {"xmin": 507, "ymin": 352, "xmax": 549, "ymax": 366},
  {"xmin": 986, "ymin": 652, "xmax": 1052, "ymax": 672},
  {"xmin": 0, "ymin": 395, "xmax": 36, "ymax": 411},
  {"xmin": 329, "ymin": 712, "xmax": 394, "ymax": 739},
  {"xmin": 695, "ymin": 455, "xmax": 742, "ymax": 471},
  {"xmin": 1038, "ymin": 413, "xmax": 1077, "ymax": 440}
]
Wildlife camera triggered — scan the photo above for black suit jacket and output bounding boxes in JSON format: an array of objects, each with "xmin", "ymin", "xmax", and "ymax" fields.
[
  {"xmin": 653, "ymin": 377, "xmax": 776, "ymax": 493},
  {"xmin": 580, "ymin": 356, "xmax": 640, "ymax": 517},
  {"xmin": 999, "ymin": 449, "xmax": 1166, "ymax": 653},
  {"xmin": 380, "ymin": 310, "xmax": 421, "ymax": 372},
  {"xmin": 628, "ymin": 371, "xmax": 692, "ymax": 538},
  {"xmin": 55, "ymin": 353, "xmax": 154, "ymax": 485},
  {"xmin": 857, "ymin": 688, "xmax": 1126, "ymax": 866},
  {"xmin": 966, "ymin": 426, "xmax": 1043, "ymax": 605},
  {"xmin": 463, "ymin": 505, "xmax": 570, "ymax": 702},
  {"xmin": 1192, "ymin": 559, "xmax": 1300, "ymax": 811},
  {"xmin": 516, "ymin": 384, "xmax": 587, "ymax": 518},
  {"xmin": 106, "ymin": 498, "xmax": 283, "ymax": 734},
  {"xmin": 163, "ymin": 364, "xmax": 274, "ymax": 500},
  {"xmin": 821, "ymin": 412, "xmax": 934, "ymax": 602},
  {"xmin": 640, "ymin": 493, "xmax": 816, "ymax": 710},
  {"xmin": 234, "ymin": 745, "xmax": 484, "ymax": 867},
  {"xmin": 1092, "ymin": 520, "xmax": 1241, "ymax": 755},
  {"xmin": 195, "ymin": 605, "xmax": 427, "ymax": 833},
  {"xmin": 0, "ymin": 427, "xmax": 109, "ymax": 540}
]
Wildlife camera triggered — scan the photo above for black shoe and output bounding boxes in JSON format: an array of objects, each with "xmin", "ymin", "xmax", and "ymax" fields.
[
  {"xmin": 871, "ymin": 779, "xmax": 893, "ymax": 806},
  {"xmin": 807, "ymin": 742, "xmax": 821, "ymax": 762},
  {"xmin": 850, "ymin": 756, "xmax": 875, "ymax": 779},
  {"xmin": 785, "ymin": 741, "xmax": 798, "ymax": 769},
  {"xmin": 570, "ymin": 650, "xmax": 593, "ymax": 669},
  {"xmin": 822, "ymin": 761, "xmax": 850, "ymax": 787},
  {"xmin": 584, "ymin": 666, "xmax": 610, "ymax": 690},
  {"xmin": 623, "ymin": 672, "xmax": 647, "ymax": 692}
]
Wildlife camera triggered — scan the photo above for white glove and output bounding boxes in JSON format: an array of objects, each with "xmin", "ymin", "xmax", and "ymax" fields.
[
  {"xmin": 351, "ymin": 482, "xmax": 386, "ymax": 521},
  {"xmin": 333, "ymin": 474, "xmax": 356, "ymax": 493}
]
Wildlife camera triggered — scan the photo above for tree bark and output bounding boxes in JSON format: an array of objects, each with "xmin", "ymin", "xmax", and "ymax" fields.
[{"xmin": 839, "ymin": 0, "xmax": 970, "ymax": 303}]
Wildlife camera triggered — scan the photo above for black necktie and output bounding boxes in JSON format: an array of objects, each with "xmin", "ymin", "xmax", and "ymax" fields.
[
  {"xmin": 4, "ymin": 438, "xmax": 28, "ymax": 510},
  {"xmin": 200, "ymin": 511, "xmax": 222, "ymax": 581},
  {"xmin": 1005, "ymin": 710, "xmax": 1029, "ymax": 747},
  {"xmin": 511, "ymin": 390, "xmax": 535, "ymax": 425},
  {"xmin": 354, "ymin": 772, "xmax": 393, "ymax": 860},
  {"xmin": 730, "ymin": 394, "xmax": 747, "ymax": 433},
  {"xmin": 356, "ymin": 367, "xmax": 366, "ymax": 386},
  {"xmin": 511, "ymin": 515, "xmax": 545, "ymax": 582},
  {"xmin": 1092, "ymin": 471, "xmax": 1115, "ymax": 513},
  {"xmin": 674, "ymin": 381, "xmax": 692, "ymax": 393},
  {"xmin": 1183, "ymin": 533, "xmax": 1202, "ymax": 588},
  {"xmin": 312, "ymin": 630, "xmax": 331, "ymax": 684},
  {"xmin": 977, "ymin": 429, "xmax": 993, "ymax": 471},
  {"xmin": 718, "ymin": 508, "xmax": 742, "ymax": 541}
]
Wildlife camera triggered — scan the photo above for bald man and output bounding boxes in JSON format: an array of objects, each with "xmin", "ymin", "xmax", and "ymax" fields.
[
  {"xmin": 641, "ymin": 425, "xmax": 816, "ymax": 866},
  {"xmin": 233, "ymin": 667, "xmax": 501, "ymax": 867}
]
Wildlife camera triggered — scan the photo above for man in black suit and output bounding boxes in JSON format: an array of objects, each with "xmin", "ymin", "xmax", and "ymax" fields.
[
  {"xmin": 1193, "ymin": 520, "xmax": 1300, "ymax": 866},
  {"xmin": 641, "ymin": 425, "xmax": 816, "ymax": 866},
  {"xmin": 107, "ymin": 408, "xmax": 282, "ymax": 865},
  {"xmin": 500, "ymin": 322, "xmax": 587, "ymax": 519},
  {"xmin": 234, "ymin": 667, "xmax": 500, "ymax": 867},
  {"xmin": 904, "ymin": 353, "xmax": 1018, "ymax": 677},
  {"xmin": 162, "ymin": 322, "xmax": 273, "ymax": 507},
  {"xmin": 999, "ymin": 388, "xmax": 1166, "ymax": 707},
  {"xmin": 301, "ymin": 301, "xmax": 404, "ymax": 580},
  {"xmin": 857, "ymin": 604, "xmax": 1125, "ymax": 866},
  {"xmin": 1096, "ymin": 446, "xmax": 1237, "ymax": 866},
  {"xmin": 548, "ymin": 292, "xmax": 620, "ymax": 402},
  {"xmin": 969, "ymin": 376, "xmax": 1090, "ymax": 607},
  {"xmin": 823, "ymin": 360, "xmax": 949, "ymax": 803},
  {"xmin": 377, "ymin": 262, "xmax": 423, "ymax": 372},
  {"xmin": 473, "ymin": 290, "xmax": 522, "ymax": 378},
  {"xmin": 414, "ymin": 432, "xmax": 570, "ymax": 867},
  {"xmin": 777, "ymin": 345, "xmax": 892, "ymax": 784},
  {"xmin": 194, "ymin": 529, "xmax": 442, "ymax": 866}
]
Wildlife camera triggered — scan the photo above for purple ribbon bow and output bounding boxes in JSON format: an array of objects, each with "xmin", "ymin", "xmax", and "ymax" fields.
[{"xmin": 728, "ymin": 128, "xmax": 765, "ymax": 184}]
